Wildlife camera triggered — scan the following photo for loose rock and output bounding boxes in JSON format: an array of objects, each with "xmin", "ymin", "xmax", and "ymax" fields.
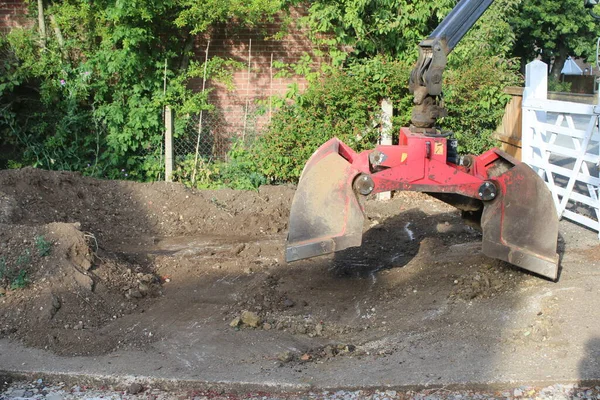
[
  {"xmin": 128, "ymin": 382, "xmax": 143, "ymax": 394},
  {"xmin": 240, "ymin": 311, "xmax": 260, "ymax": 328}
]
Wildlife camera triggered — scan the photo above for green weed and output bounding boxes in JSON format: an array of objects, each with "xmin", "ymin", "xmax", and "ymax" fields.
[
  {"xmin": 0, "ymin": 257, "xmax": 7, "ymax": 280},
  {"xmin": 15, "ymin": 249, "xmax": 31, "ymax": 267},
  {"xmin": 35, "ymin": 235, "xmax": 52, "ymax": 257},
  {"xmin": 10, "ymin": 269, "xmax": 29, "ymax": 290}
]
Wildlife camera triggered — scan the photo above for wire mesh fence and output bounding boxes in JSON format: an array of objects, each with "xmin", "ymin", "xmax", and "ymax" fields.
[
  {"xmin": 174, "ymin": 110, "xmax": 231, "ymax": 164},
  {"xmin": 130, "ymin": 102, "xmax": 268, "ymax": 184}
]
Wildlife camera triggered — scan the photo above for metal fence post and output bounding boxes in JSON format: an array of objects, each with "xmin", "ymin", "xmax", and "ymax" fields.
[{"xmin": 165, "ymin": 106, "xmax": 174, "ymax": 182}]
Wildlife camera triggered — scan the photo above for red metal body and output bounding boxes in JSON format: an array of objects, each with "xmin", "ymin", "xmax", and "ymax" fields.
[{"xmin": 338, "ymin": 127, "xmax": 509, "ymax": 198}]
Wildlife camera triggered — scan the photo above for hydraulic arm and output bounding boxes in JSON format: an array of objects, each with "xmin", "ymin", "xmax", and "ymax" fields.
[{"xmin": 409, "ymin": 0, "xmax": 494, "ymax": 130}]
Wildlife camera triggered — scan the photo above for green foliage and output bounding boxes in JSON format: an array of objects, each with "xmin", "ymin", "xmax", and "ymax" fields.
[
  {"xmin": 0, "ymin": 254, "xmax": 30, "ymax": 291},
  {"xmin": 548, "ymin": 78, "xmax": 573, "ymax": 93},
  {"xmin": 35, "ymin": 235, "xmax": 52, "ymax": 257},
  {"xmin": 217, "ymin": 143, "xmax": 267, "ymax": 190},
  {"xmin": 0, "ymin": 0, "xmax": 282, "ymax": 180},
  {"xmin": 443, "ymin": 56, "xmax": 521, "ymax": 155},
  {"xmin": 10, "ymin": 269, "xmax": 29, "ymax": 290},
  {"xmin": 304, "ymin": 0, "xmax": 454, "ymax": 61},
  {"xmin": 510, "ymin": 0, "xmax": 600, "ymax": 78},
  {"xmin": 175, "ymin": 0, "xmax": 287, "ymax": 34},
  {"xmin": 449, "ymin": 0, "xmax": 521, "ymax": 64},
  {"xmin": 173, "ymin": 142, "xmax": 266, "ymax": 190},
  {"xmin": 256, "ymin": 57, "xmax": 413, "ymax": 182}
]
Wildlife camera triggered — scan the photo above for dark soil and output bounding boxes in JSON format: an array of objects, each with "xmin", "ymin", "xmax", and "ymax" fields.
[{"xmin": 0, "ymin": 167, "xmax": 541, "ymax": 359}]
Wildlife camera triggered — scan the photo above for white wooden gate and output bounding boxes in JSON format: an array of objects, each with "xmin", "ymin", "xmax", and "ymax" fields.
[{"xmin": 521, "ymin": 60, "xmax": 600, "ymax": 237}]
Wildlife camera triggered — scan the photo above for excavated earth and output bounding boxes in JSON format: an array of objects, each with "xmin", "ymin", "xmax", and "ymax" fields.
[
  {"xmin": 0, "ymin": 167, "xmax": 516, "ymax": 358},
  {"xmin": 1, "ymin": 167, "xmax": 600, "ymax": 392}
]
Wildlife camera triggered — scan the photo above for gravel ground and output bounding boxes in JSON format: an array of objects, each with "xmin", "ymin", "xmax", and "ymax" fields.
[{"xmin": 2, "ymin": 379, "xmax": 600, "ymax": 400}]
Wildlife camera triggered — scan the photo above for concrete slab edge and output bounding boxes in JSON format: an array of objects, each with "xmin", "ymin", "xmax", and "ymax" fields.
[{"xmin": 3, "ymin": 369, "xmax": 600, "ymax": 395}]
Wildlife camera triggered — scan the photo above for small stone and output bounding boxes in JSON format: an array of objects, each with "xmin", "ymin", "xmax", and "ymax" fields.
[
  {"xmin": 23, "ymin": 390, "xmax": 34, "ymax": 397},
  {"xmin": 128, "ymin": 383, "xmax": 143, "ymax": 394},
  {"xmin": 73, "ymin": 321, "xmax": 84, "ymax": 330},
  {"xmin": 240, "ymin": 311, "xmax": 261, "ymax": 328},
  {"xmin": 514, "ymin": 388, "xmax": 523, "ymax": 397},
  {"xmin": 263, "ymin": 322, "xmax": 272, "ymax": 330},
  {"xmin": 300, "ymin": 353, "xmax": 311, "ymax": 361},
  {"xmin": 129, "ymin": 289, "xmax": 143, "ymax": 299},
  {"xmin": 324, "ymin": 345, "xmax": 335, "ymax": 357},
  {"xmin": 295, "ymin": 325, "xmax": 307, "ymax": 334},
  {"xmin": 315, "ymin": 323, "xmax": 323, "ymax": 336},
  {"xmin": 229, "ymin": 317, "xmax": 241, "ymax": 328},
  {"xmin": 283, "ymin": 298, "xmax": 295, "ymax": 308},
  {"xmin": 277, "ymin": 351, "xmax": 293, "ymax": 362},
  {"xmin": 138, "ymin": 283, "xmax": 150, "ymax": 296}
]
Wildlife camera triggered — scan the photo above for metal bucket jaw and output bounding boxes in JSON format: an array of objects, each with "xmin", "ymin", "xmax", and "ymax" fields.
[
  {"xmin": 481, "ymin": 162, "xmax": 560, "ymax": 280},
  {"xmin": 285, "ymin": 138, "xmax": 365, "ymax": 262}
]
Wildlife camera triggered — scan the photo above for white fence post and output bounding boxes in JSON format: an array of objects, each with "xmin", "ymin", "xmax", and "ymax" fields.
[
  {"xmin": 165, "ymin": 106, "xmax": 174, "ymax": 182},
  {"xmin": 522, "ymin": 60, "xmax": 548, "ymax": 167},
  {"xmin": 377, "ymin": 98, "xmax": 393, "ymax": 201}
]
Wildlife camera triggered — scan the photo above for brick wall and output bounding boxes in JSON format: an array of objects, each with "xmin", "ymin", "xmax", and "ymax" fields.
[
  {"xmin": 1, "ymin": 3, "xmax": 321, "ymax": 142},
  {"xmin": 189, "ymin": 11, "xmax": 322, "ymax": 139},
  {"xmin": 0, "ymin": 0, "xmax": 30, "ymax": 34}
]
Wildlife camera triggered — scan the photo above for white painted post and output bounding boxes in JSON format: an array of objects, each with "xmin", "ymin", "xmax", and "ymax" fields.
[
  {"xmin": 165, "ymin": 106, "xmax": 174, "ymax": 182},
  {"xmin": 522, "ymin": 60, "xmax": 548, "ymax": 167},
  {"xmin": 377, "ymin": 98, "xmax": 393, "ymax": 201}
]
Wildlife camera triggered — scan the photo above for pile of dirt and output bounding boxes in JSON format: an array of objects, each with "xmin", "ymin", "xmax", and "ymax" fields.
[
  {"xmin": 0, "ymin": 167, "xmax": 294, "ymax": 248},
  {"xmin": 0, "ymin": 221, "xmax": 161, "ymax": 355},
  {"xmin": 0, "ymin": 167, "xmax": 544, "ymax": 360},
  {"xmin": 0, "ymin": 168, "xmax": 295, "ymax": 355}
]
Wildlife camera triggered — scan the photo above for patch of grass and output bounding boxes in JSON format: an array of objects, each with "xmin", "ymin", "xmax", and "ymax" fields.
[
  {"xmin": 10, "ymin": 269, "xmax": 29, "ymax": 290},
  {"xmin": 15, "ymin": 249, "xmax": 31, "ymax": 267},
  {"xmin": 35, "ymin": 235, "xmax": 52, "ymax": 257},
  {"xmin": 0, "ymin": 257, "xmax": 7, "ymax": 280}
]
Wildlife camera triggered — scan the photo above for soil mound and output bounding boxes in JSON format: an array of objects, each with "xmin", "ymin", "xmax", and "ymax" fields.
[{"xmin": 0, "ymin": 168, "xmax": 294, "ymax": 355}]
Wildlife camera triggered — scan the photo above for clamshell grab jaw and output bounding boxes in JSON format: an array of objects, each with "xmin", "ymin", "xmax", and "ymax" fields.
[
  {"xmin": 285, "ymin": 138, "xmax": 366, "ymax": 262},
  {"xmin": 480, "ymin": 162, "xmax": 560, "ymax": 280}
]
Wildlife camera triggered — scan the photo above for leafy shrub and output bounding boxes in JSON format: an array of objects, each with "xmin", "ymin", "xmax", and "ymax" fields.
[
  {"xmin": 442, "ymin": 56, "xmax": 521, "ymax": 155},
  {"xmin": 173, "ymin": 142, "xmax": 266, "ymax": 190},
  {"xmin": 0, "ymin": 1, "xmax": 266, "ymax": 180},
  {"xmin": 548, "ymin": 78, "xmax": 572, "ymax": 93},
  {"xmin": 255, "ymin": 57, "xmax": 413, "ymax": 182}
]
